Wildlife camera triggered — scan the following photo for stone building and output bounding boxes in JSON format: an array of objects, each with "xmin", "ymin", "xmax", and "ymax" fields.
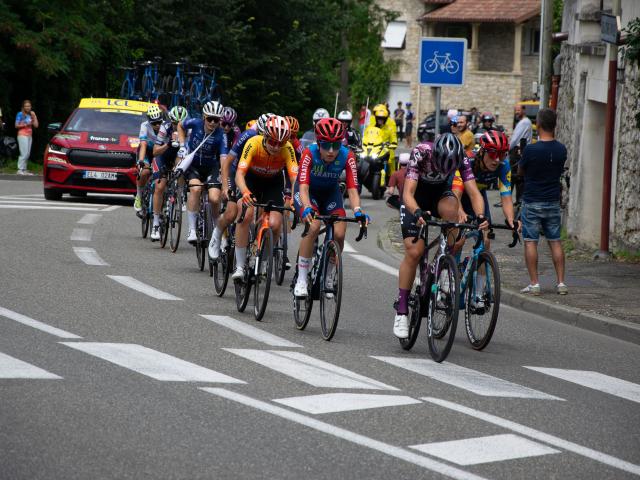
[
  {"xmin": 555, "ymin": 0, "xmax": 640, "ymax": 252},
  {"xmin": 379, "ymin": 0, "xmax": 541, "ymax": 132}
]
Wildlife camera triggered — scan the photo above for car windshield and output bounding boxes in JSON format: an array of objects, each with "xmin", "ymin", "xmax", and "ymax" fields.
[{"xmin": 64, "ymin": 108, "xmax": 145, "ymax": 135}]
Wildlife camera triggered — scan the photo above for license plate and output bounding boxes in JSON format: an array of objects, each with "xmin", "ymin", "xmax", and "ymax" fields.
[{"xmin": 83, "ymin": 171, "xmax": 117, "ymax": 181}]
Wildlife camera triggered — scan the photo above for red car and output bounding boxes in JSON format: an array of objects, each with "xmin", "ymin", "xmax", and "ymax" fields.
[{"xmin": 43, "ymin": 98, "xmax": 154, "ymax": 200}]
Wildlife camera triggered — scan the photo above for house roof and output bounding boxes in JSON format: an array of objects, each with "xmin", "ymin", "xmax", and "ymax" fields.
[
  {"xmin": 423, "ymin": 0, "xmax": 455, "ymax": 4},
  {"xmin": 421, "ymin": 0, "xmax": 540, "ymax": 24}
]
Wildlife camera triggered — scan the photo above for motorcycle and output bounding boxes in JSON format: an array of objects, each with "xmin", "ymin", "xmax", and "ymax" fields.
[{"xmin": 357, "ymin": 126, "xmax": 390, "ymax": 200}]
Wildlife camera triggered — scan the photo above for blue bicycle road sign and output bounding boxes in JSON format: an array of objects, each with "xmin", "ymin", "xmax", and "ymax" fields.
[{"xmin": 419, "ymin": 37, "xmax": 467, "ymax": 87}]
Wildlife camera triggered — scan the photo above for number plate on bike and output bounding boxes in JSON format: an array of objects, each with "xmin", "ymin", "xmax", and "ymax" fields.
[{"xmin": 83, "ymin": 171, "xmax": 117, "ymax": 181}]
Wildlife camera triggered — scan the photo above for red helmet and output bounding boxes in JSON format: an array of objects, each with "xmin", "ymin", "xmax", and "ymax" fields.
[
  {"xmin": 285, "ymin": 116, "xmax": 299, "ymax": 134},
  {"xmin": 315, "ymin": 118, "xmax": 344, "ymax": 142},
  {"xmin": 480, "ymin": 130, "xmax": 509, "ymax": 153},
  {"xmin": 264, "ymin": 115, "xmax": 291, "ymax": 144}
]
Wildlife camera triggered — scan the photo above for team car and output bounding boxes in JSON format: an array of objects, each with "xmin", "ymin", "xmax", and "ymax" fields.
[{"xmin": 43, "ymin": 98, "xmax": 154, "ymax": 200}]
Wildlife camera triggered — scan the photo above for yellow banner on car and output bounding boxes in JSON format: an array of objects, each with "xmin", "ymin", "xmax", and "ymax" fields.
[{"xmin": 78, "ymin": 98, "xmax": 153, "ymax": 113}]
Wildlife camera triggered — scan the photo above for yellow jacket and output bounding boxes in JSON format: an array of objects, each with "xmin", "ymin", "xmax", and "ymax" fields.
[{"xmin": 367, "ymin": 116, "xmax": 398, "ymax": 150}]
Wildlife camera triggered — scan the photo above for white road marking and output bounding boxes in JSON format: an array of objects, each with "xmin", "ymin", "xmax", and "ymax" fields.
[
  {"xmin": 202, "ymin": 388, "xmax": 488, "ymax": 480},
  {"xmin": 0, "ymin": 205, "xmax": 102, "ymax": 211},
  {"xmin": 0, "ymin": 352, "xmax": 62, "ymax": 379},
  {"xmin": 73, "ymin": 247, "xmax": 109, "ymax": 266},
  {"xmin": 349, "ymin": 254, "xmax": 399, "ymax": 276},
  {"xmin": 107, "ymin": 275, "xmax": 181, "ymax": 300},
  {"xmin": 273, "ymin": 393, "xmax": 421, "ymax": 414},
  {"xmin": 77, "ymin": 213, "xmax": 102, "ymax": 224},
  {"xmin": 101, "ymin": 205, "xmax": 121, "ymax": 212},
  {"xmin": 0, "ymin": 199, "xmax": 109, "ymax": 207},
  {"xmin": 525, "ymin": 367, "xmax": 640, "ymax": 404},
  {"xmin": 410, "ymin": 434, "xmax": 560, "ymax": 466},
  {"xmin": 0, "ymin": 194, "xmax": 44, "ymax": 198},
  {"xmin": 342, "ymin": 241, "xmax": 357, "ymax": 253},
  {"xmin": 0, "ymin": 306, "xmax": 81, "ymax": 339},
  {"xmin": 372, "ymin": 357, "xmax": 562, "ymax": 400},
  {"xmin": 200, "ymin": 315, "xmax": 301, "ymax": 347},
  {"xmin": 225, "ymin": 349, "xmax": 398, "ymax": 390},
  {"xmin": 61, "ymin": 343, "xmax": 245, "ymax": 383},
  {"xmin": 422, "ymin": 397, "xmax": 640, "ymax": 476},
  {"xmin": 70, "ymin": 228, "xmax": 93, "ymax": 242}
]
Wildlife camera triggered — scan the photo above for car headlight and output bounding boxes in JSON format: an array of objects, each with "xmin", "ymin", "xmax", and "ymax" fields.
[{"xmin": 48, "ymin": 143, "xmax": 69, "ymax": 155}]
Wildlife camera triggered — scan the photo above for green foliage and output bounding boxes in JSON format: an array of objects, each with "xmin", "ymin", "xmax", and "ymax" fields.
[{"xmin": 622, "ymin": 17, "xmax": 640, "ymax": 128}]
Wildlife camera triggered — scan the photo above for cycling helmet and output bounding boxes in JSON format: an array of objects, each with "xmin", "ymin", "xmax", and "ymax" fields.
[
  {"xmin": 433, "ymin": 133, "xmax": 465, "ymax": 176},
  {"xmin": 168, "ymin": 106, "xmax": 188, "ymax": 123},
  {"xmin": 409, "ymin": 143, "xmax": 433, "ymax": 168},
  {"xmin": 337, "ymin": 110, "xmax": 353, "ymax": 123},
  {"xmin": 372, "ymin": 104, "xmax": 388, "ymax": 119},
  {"xmin": 221, "ymin": 107, "xmax": 237, "ymax": 125},
  {"xmin": 315, "ymin": 118, "xmax": 344, "ymax": 142},
  {"xmin": 481, "ymin": 112, "xmax": 495, "ymax": 123},
  {"xmin": 245, "ymin": 119, "xmax": 257, "ymax": 131},
  {"xmin": 147, "ymin": 104, "xmax": 162, "ymax": 121},
  {"xmin": 398, "ymin": 152, "xmax": 410, "ymax": 166},
  {"xmin": 285, "ymin": 116, "xmax": 299, "ymax": 134},
  {"xmin": 256, "ymin": 113, "xmax": 275, "ymax": 134},
  {"xmin": 264, "ymin": 115, "xmax": 291, "ymax": 144},
  {"xmin": 479, "ymin": 130, "xmax": 509, "ymax": 153},
  {"xmin": 202, "ymin": 100, "xmax": 224, "ymax": 117},
  {"xmin": 312, "ymin": 108, "xmax": 330, "ymax": 123}
]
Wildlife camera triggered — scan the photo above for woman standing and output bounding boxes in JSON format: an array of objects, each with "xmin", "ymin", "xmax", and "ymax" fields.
[{"xmin": 15, "ymin": 100, "xmax": 38, "ymax": 175}]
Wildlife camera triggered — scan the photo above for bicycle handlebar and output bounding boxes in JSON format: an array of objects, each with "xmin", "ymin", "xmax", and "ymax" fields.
[
  {"xmin": 301, "ymin": 214, "xmax": 368, "ymax": 242},
  {"xmin": 237, "ymin": 200, "xmax": 295, "ymax": 224}
]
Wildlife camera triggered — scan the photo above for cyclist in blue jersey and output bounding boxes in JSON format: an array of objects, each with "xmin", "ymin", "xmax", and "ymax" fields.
[
  {"xmin": 134, "ymin": 104, "xmax": 163, "ymax": 214},
  {"xmin": 148, "ymin": 106, "xmax": 188, "ymax": 240},
  {"xmin": 209, "ymin": 112, "xmax": 272, "ymax": 259},
  {"xmin": 175, "ymin": 101, "xmax": 228, "ymax": 244},
  {"xmin": 292, "ymin": 118, "xmax": 368, "ymax": 297}
]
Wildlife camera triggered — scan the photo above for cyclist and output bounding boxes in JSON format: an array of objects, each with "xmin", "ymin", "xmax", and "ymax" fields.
[
  {"xmin": 232, "ymin": 115, "xmax": 298, "ymax": 280},
  {"xmin": 149, "ymin": 105, "xmax": 188, "ymax": 240},
  {"xmin": 337, "ymin": 110, "xmax": 361, "ymax": 151},
  {"xmin": 393, "ymin": 134, "xmax": 488, "ymax": 339},
  {"xmin": 476, "ymin": 112, "xmax": 500, "ymax": 135},
  {"xmin": 221, "ymin": 107, "xmax": 241, "ymax": 152},
  {"xmin": 286, "ymin": 116, "xmax": 303, "ymax": 161},
  {"xmin": 292, "ymin": 118, "xmax": 368, "ymax": 297},
  {"xmin": 134, "ymin": 104, "xmax": 163, "ymax": 214},
  {"xmin": 367, "ymin": 103, "xmax": 398, "ymax": 175},
  {"xmin": 175, "ymin": 100, "xmax": 228, "ymax": 244},
  {"xmin": 312, "ymin": 108, "xmax": 330, "ymax": 127}
]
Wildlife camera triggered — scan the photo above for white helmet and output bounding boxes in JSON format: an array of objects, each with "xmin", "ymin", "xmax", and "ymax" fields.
[
  {"xmin": 203, "ymin": 100, "xmax": 224, "ymax": 117},
  {"xmin": 256, "ymin": 113, "xmax": 275, "ymax": 135},
  {"xmin": 337, "ymin": 110, "xmax": 353, "ymax": 122},
  {"xmin": 147, "ymin": 104, "xmax": 162, "ymax": 121},
  {"xmin": 312, "ymin": 108, "xmax": 330, "ymax": 123}
]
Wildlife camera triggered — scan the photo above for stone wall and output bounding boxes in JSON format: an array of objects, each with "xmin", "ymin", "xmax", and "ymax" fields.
[
  {"xmin": 521, "ymin": 54, "xmax": 539, "ymax": 99},
  {"xmin": 479, "ymin": 24, "xmax": 514, "ymax": 72}
]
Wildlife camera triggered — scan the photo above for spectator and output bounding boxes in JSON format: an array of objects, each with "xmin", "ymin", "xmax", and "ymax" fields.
[
  {"xmin": 384, "ymin": 152, "xmax": 409, "ymax": 210},
  {"xmin": 393, "ymin": 101, "xmax": 405, "ymax": 142},
  {"xmin": 510, "ymin": 104, "xmax": 533, "ymax": 150},
  {"xmin": 359, "ymin": 104, "xmax": 370, "ymax": 137},
  {"xmin": 468, "ymin": 107, "xmax": 480, "ymax": 131},
  {"xmin": 404, "ymin": 102, "xmax": 414, "ymax": 147},
  {"xmin": 441, "ymin": 109, "xmax": 458, "ymax": 134},
  {"xmin": 519, "ymin": 108, "xmax": 568, "ymax": 296},
  {"xmin": 456, "ymin": 115, "xmax": 474, "ymax": 151},
  {"xmin": 15, "ymin": 100, "xmax": 38, "ymax": 175}
]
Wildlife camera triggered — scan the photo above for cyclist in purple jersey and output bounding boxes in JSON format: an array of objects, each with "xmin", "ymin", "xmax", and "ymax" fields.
[{"xmin": 393, "ymin": 134, "xmax": 488, "ymax": 340}]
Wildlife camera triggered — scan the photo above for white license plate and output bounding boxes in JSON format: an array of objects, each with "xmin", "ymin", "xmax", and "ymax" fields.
[{"xmin": 83, "ymin": 171, "xmax": 117, "ymax": 181}]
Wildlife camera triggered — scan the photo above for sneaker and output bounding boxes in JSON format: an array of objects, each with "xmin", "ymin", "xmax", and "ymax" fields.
[
  {"xmin": 23, "ymin": 170, "xmax": 35, "ymax": 176},
  {"xmin": 187, "ymin": 229, "xmax": 197, "ymax": 244},
  {"xmin": 556, "ymin": 283, "xmax": 568, "ymax": 295},
  {"xmin": 150, "ymin": 225, "xmax": 160, "ymax": 241},
  {"xmin": 294, "ymin": 282, "xmax": 308, "ymax": 297},
  {"xmin": 133, "ymin": 196, "xmax": 142, "ymax": 212},
  {"xmin": 208, "ymin": 235, "xmax": 220, "ymax": 260},
  {"xmin": 231, "ymin": 266, "xmax": 245, "ymax": 280},
  {"xmin": 520, "ymin": 284, "xmax": 541, "ymax": 295},
  {"xmin": 470, "ymin": 297, "xmax": 485, "ymax": 310},
  {"xmin": 393, "ymin": 314, "xmax": 409, "ymax": 339},
  {"xmin": 16, "ymin": 170, "xmax": 26, "ymax": 176}
]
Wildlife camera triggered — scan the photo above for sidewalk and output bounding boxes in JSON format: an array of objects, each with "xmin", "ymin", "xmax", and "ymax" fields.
[{"xmin": 378, "ymin": 189, "xmax": 640, "ymax": 345}]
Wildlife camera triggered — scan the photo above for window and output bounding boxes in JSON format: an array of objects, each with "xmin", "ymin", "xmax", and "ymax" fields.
[
  {"xmin": 382, "ymin": 21, "xmax": 407, "ymax": 49},
  {"xmin": 523, "ymin": 27, "xmax": 540, "ymax": 55},
  {"xmin": 444, "ymin": 24, "xmax": 471, "ymax": 47}
]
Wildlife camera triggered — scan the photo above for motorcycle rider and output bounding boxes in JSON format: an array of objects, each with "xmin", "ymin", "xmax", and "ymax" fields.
[
  {"xmin": 337, "ymin": 110, "xmax": 361, "ymax": 151},
  {"xmin": 366, "ymin": 104, "xmax": 398, "ymax": 175}
]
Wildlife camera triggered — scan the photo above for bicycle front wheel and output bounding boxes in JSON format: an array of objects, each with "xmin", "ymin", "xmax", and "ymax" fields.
[
  {"xmin": 427, "ymin": 255, "xmax": 460, "ymax": 363},
  {"xmin": 213, "ymin": 237, "xmax": 233, "ymax": 297},
  {"xmin": 319, "ymin": 240, "xmax": 343, "ymax": 341},
  {"xmin": 399, "ymin": 287, "xmax": 422, "ymax": 350},
  {"xmin": 169, "ymin": 186, "xmax": 182, "ymax": 252},
  {"xmin": 465, "ymin": 251, "xmax": 500, "ymax": 350},
  {"xmin": 140, "ymin": 188, "xmax": 150, "ymax": 238},
  {"xmin": 254, "ymin": 228, "xmax": 274, "ymax": 321},
  {"xmin": 293, "ymin": 255, "xmax": 313, "ymax": 330},
  {"xmin": 274, "ymin": 215, "xmax": 288, "ymax": 286}
]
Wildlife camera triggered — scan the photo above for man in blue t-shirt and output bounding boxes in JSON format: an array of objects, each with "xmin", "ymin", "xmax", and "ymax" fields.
[{"xmin": 518, "ymin": 108, "xmax": 568, "ymax": 296}]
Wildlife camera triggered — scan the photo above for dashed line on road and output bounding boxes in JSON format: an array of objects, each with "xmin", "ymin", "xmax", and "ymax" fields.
[
  {"xmin": 0, "ymin": 306, "xmax": 82, "ymax": 339},
  {"xmin": 77, "ymin": 213, "xmax": 102, "ymax": 224},
  {"xmin": 349, "ymin": 254, "xmax": 399, "ymax": 276},
  {"xmin": 0, "ymin": 352, "xmax": 63, "ymax": 379},
  {"xmin": 73, "ymin": 247, "xmax": 109, "ymax": 266},
  {"xmin": 0, "ymin": 205, "xmax": 102, "ymax": 212},
  {"xmin": 200, "ymin": 315, "xmax": 301, "ymax": 348},
  {"xmin": 273, "ymin": 393, "xmax": 421, "ymax": 414},
  {"xmin": 107, "ymin": 275, "xmax": 182, "ymax": 300},
  {"xmin": 100, "ymin": 205, "xmax": 121, "ymax": 212},
  {"xmin": 70, "ymin": 228, "xmax": 93, "ymax": 242}
]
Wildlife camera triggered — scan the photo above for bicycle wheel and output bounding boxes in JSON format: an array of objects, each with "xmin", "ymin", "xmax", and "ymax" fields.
[
  {"xmin": 213, "ymin": 235, "xmax": 233, "ymax": 297},
  {"xmin": 427, "ymin": 255, "xmax": 460, "ymax": 363},
  {"xmin": 234, "ymin": 256, "xmax": 251, "ymax": 312},
  {"xmin": 142, "ymin": 74, "xmax": 152, "ymax": 99},
  {"xmin": 465, "ymin": 251, "xmax": 500, "ymax": 350},
  {"xmin": 120, "ymin": 79, "xmax": 130, "ymax": 99},
  {"xmin": 195, "ymin": 208, "xmax": 206, "ymax": 271},
  {"xmin": 292, "ymin": 257, "xmax": 313, "ymax": 330},
  {"xmin": 169, "ymin": 186, "xmax": 182, "ymax": 252},
  {"xmin": 140, "ymin": 186, "xmax": 150, "ymax": 238},
  {"xmin": 254, "ymin": 228, "xmax": 274, "ymax": 321},
  {"xmin": 160, "ymin": 191, "xmax": 170, "ymax": 248},
  {"xmin": 319, "ymin": 240, "xmax": 343, "ymax": 341},
  {"xmin": 399, "ymin": 287, "xmax": 422, "ymax": 350},
  {"xmin": 273, "ymin": 216, "xmax": 288, "ymax": 286}
]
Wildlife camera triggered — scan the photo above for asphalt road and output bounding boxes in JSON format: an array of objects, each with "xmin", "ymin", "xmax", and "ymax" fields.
[{"xmin": 1, "ymin": 179, "xmax": 639, "ymax": 480}]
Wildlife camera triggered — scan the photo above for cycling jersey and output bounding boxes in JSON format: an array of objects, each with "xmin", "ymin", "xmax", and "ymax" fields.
[
  {"xmin": 452, "ymin": 158, "xmax": 512, "ymax": 197},
  {"xmin": 297, "ymin": 144, "xmax": 358, "ymax": 190},
  {"xmin": 237, "ymin": 135, "xmax": 298, "ymax": 181},
  {"xmin": 290, "ymin": 136, "xmax": 303, "ymax": 161},
  {"xmin": 155, "ymin": 121, "xmax": 179, "ymax": 171},
  {"xmin": 224, "ymin": 126, "xmax": 242, "ymax": 152},
  {"xmin": 138, "ymin": 121, "xmax": 158, "ymax": 162},
  {"xmin": 182, "ymin": 118, "xmax": 228, "ymax": 169},
  {"xmin": 406, "ymin": 142, "xmax": 475, "ymax": 187},
  {"xmin": 229, "ymin": 127, "xmax": 257, "ymax": 159}
]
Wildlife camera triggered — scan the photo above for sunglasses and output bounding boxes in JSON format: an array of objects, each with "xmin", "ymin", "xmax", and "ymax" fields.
[
  {"xmin": 265, "ymin": 138, "xmax": 285, "ymax": 149},
  {"xmin": 205, "ymin": 116, "xmax": 220, "ymax": 123},
  {"xmin": 150, "ymin": 120, "xmax": 162, "ymax": 126},
  {"xmin": 319, "ymin": 140, "xmax": 342, "ymax": 151},
  {"xmin": 221, "ymin": 121, "xmax": 233, "ymax": 128},
  {"xmin": 485, "ymin": 149, "xmax": 507, "ymax": 160}
]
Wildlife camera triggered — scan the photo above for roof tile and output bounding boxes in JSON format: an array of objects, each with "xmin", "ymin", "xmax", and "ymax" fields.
[{"xmin": 422, "ymin": 0, "xmax": 540, "ymax": 23}]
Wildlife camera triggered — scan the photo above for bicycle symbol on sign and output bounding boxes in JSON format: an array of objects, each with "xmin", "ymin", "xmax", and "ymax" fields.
[{"xmin": 424, "ymin": 51, "xmax": 460, "ymax": 75}]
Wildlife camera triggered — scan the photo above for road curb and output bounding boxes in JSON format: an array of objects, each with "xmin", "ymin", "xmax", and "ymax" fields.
[
  {"xmin": 377, "ymin": 219, "xmax": 640, "ymax": 345},
  {"xmin": 0, "ymin": 174, "xmax": 43, "ymax": 182}
]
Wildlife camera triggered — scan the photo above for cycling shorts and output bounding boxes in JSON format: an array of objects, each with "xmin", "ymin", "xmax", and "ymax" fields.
[
  {"xmin": 245, "ymin": 171, "xmax": 284, "ymax": 207},
  {"xmin": 400, "ymin": 182, "xmax": 457, "ymax": 239},
  {"xmin": 185, "ymin": 165, "xmax": 221, "ymax": 189},
  {"xmin": 293, "ymin": 183, "xmax": 345, "ymax": 218}
]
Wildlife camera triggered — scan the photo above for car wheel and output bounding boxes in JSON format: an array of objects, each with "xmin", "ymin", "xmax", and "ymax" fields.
[{"xmin": 44, "ymin": 188, "xmax": 62, "ymax": 201}]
